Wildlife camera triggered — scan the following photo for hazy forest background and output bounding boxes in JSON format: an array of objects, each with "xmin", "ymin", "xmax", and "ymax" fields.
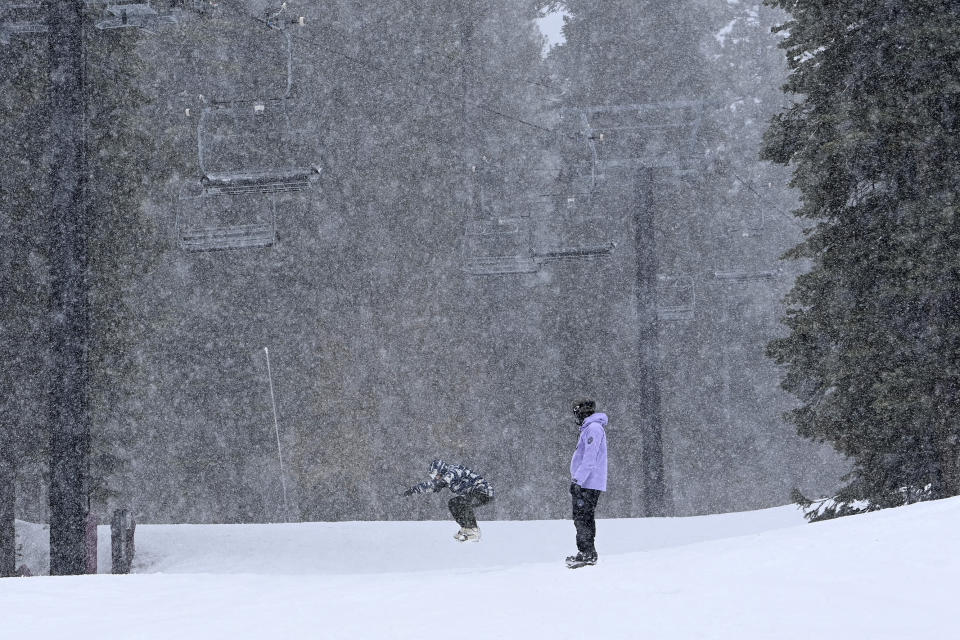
[{"xmin": 0, "ymin": 0, "xmax": 849, "ymax": 527}]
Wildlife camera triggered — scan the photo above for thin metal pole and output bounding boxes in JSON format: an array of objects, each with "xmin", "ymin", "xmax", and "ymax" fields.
[{"xmin": 264, "ymin": 347, "xmax": 290, "ymax": 522}]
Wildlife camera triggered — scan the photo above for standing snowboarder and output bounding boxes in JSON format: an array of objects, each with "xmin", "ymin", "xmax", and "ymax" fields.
[
  {"xmin": 401, "ymin": 459, "xmax": 495, "ymax": 542},
  {"xmin": 566, "ymin": 399, "xmax": 608, "ymax": 568}
]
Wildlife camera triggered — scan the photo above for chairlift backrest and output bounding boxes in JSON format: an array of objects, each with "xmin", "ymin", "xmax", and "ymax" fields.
[
  {"xmin": 93, "ymin": 2, "xmax": 178, "ymax": 31},
  {"xmin": 196, "ymin": 100, "xmax": 321, "ymax": 195},
  {"xmin": 463, "ymin": 218, "xmax": 538, "ymax": 275},
  {"xmin": 657, "ymin": 275, "xmax": 695, "ymax": 321},
  {"xmin": 180, "ymin": 222, "xmax": 275, "ymax": 251},
  {"xmin": 584, "ymin": 101, "xmax": 703, "ymax": 169},
  {"xmin": 0, "ymin": 2, "xmax": 47, "ymax": 43},
  {"xmin": 177, "ymin": 191, "xmax": 278, "ymax": 251}
]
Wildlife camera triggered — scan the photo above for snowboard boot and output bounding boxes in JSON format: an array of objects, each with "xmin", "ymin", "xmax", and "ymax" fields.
[
  {"xmin": 453, "ymin": 527, "xmax": 468, "ymax": 541},
  {"xmin": 565, "ymin": 552, "xmax": 597, "ymax": 568},
  {"xmin": 457, "ymin": 527, "xmax": 481, "ymax": 542}
]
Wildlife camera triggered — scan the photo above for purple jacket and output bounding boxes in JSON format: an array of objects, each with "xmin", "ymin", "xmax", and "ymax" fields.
[{"xmin": 570, "ymin": 412, "xmax": 608, "ymax": 491}]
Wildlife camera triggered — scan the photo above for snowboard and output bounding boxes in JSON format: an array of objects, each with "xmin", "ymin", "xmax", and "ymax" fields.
[{"xmin": 565, "ymin": 556, "xmax": 597, "ymax": 569}]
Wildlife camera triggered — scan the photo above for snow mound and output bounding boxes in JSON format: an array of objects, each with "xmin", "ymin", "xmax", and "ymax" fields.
[{"xmin": 2, "ymin": 500, "xmax": 958, "ymax": 639}]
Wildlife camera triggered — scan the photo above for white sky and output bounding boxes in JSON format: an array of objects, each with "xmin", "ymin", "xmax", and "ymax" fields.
[{"xmin": 535, "ymin": 9, "xmax": 568, "ymax": 53}]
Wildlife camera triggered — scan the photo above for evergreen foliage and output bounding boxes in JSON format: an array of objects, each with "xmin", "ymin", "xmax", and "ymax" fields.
[
  {"xmin": 763, "ymin": 0, "xmax": 960, "ymax": 515},
  {"xmin": 84, "ymin": 22, "xmax": 169, "ymax": 511},
  {"xmin": 0, "ymin": 6, "xmax": 165, "ymax": 559},
  {"xmin": 1, "ymin": 24, "xmax": 53, "ymax": 577}
]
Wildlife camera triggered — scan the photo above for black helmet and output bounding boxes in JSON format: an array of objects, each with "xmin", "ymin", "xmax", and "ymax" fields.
[
  {"xmin": 572, "ymin": 399, "xmax": 596, "ymax": 425},
  {"xmin": 429, "ymin": 459, "xmax": 447, "ymax": 478}
]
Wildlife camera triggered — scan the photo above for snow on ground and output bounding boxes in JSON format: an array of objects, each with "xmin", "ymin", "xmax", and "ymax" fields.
[{"xmin": 3, "ymin": 499, "xmax": 958, "ymax": 639}]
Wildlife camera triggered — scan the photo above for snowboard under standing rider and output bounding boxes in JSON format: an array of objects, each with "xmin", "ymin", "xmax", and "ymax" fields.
[{"xmin": 401, "ymin": 459, "xmax": 495, "ymax": 542}]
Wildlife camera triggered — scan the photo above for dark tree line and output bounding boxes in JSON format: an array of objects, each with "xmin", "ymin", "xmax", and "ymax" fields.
[{"xmin": 2, "ymin": 0, "xmax": 856, "ymax": 572}]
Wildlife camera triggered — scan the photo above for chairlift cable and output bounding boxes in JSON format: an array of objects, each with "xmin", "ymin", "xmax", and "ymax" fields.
[
  {"xmin": 305, "ymin": 10, "xmax": 566, "ymax": 101},
  {"xmin": 216, "ymin": 3, "xmax": 577, "ymax": 142},
  {"xmin": 730, "ymin": 171, "xmax": 804, "ymax": 229}
]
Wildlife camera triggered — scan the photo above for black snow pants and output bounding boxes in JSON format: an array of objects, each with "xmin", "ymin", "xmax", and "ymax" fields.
[
  {"xmin": 571, "ymin": 483, "xmax": 602, "ymax": 555},
  {"xmin": 448, "ymin": 492, "xmax": 493, "ymax": 528}
]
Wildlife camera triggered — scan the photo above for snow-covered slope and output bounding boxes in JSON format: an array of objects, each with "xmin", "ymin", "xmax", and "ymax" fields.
[{"xmin": 3, "ymin": 500, "xmax": 956, "ymax": 639}]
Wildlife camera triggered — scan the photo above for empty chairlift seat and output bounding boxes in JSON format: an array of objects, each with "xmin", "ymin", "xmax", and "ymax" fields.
[
  {"xmin": 530, "ymin": 198, "xmax": 616, "ymax": 263},
  {"xmin": 584, "ymin": 101, "xmax": 703, "ymax": 171},
  {"xmin": 93, "ymin": 2, "xmax": 177, "ymax": 30},
  {"xmin": 177, "ymin": 191, "xmax": 277, "ymax": 251},
  {"xmin": 197, "ymin": 100, "xmax": 322, "ymax": 195},
  {"xmin": 462, "ymin": 218, "xmax": 539, "ymax": 275},
  {"xmin": 529, "ymin": 110, "xmax": 604, "ymax": 202},
  {"xmin": 0, "ymin": 3, "xmax": 48, "ymax": 44},
  {"xmin": 657, "ymin": 275, "xmax": 696, "ymax": 322}
]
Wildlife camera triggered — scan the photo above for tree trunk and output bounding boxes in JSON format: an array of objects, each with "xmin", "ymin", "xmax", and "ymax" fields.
[
  {"xmin": 935, "ymin": 379, "xmax": 960, "ymax": 497},
  {"xmin": 0, "ymin": 449, "xmax": 15, "ymax": 577},
  {"xmin": 47, "ymin": 0, "xmax": 90, "ymax": 577},
  {"xmin": 636, "ymin": 168, "xmax": 667, "ymax": 516}
]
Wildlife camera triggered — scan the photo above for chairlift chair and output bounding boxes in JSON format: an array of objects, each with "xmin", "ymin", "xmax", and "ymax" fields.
[
  {"xmin": 530, "ymin": 110, "xmax": 604, "ymax": 204},
  {"xmin": 534, "ymin": 242, "xmax": 615, "ymax": 261},
  {"xmin": 461, "ymin": 214, "xmax": 616, "ymax": 277},
  {"xmin": 197, "ymin": 99, "xmax": 322, "ymax": 195},
  {"xmin": 0, "ymin": 19, "xmax": 46, "ymax": 44},
  {"xmin": 92, "ymin": 1, "xmax": 178, "ymax": 30},
  {"xmin": 462, "ymin": 218, "xmax": 539, "ymax": 275},
  {"xmin": 584, "ymin": 101, "xmax": 703, "ymax": 171},
  {"xmin": 713, "ymin": 270, "xmax": 776, "ymax": 282},
  {"xmin": 0, "ymin": 2, "xmax": 47, "ymax": 44},
  {"xmin": 528, "ymin": 194, "xmax": 616, "ymax": 264},
  {"xmin": 657, "ymin": 275, "xmax": 695, "ymax": 321},
  {"xmin": 185, "ymin": 14, "xmax": 319, "ymax": 196},
  {"xmin": 180, "ymin": 221, "xmax": 275, "ymax": 251},
  {"xmin": 177, "ymin": 191, "xmax": 278, "ymax": 252},
  {"xmin": 174, "ymin": 6, "xmax": 316, "ymax": 249},
  {"xmin": 200, "ymin": 167, "xmax": 321, "ymax": 195}
]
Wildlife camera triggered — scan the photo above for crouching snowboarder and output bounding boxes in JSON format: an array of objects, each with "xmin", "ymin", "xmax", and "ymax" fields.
[{"xmin": 401, "ymin": 459, "xmax": 495, "ymax": 542}]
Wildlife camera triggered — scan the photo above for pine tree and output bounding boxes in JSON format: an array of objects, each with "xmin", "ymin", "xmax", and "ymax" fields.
[
  {"xmin": 763, "ymin": 0, "xmax": 960, "ymax": 516},
  {"xmin": 1, "ymin": 5, "xmax": 166, "ymax": 572},
  {"xmin": 1, "ymin": 14, "xmax": 54, "ymax": 579},
  {"xmin": 84, "ymin": 19, "xmax": 169, "ymax": 514}
]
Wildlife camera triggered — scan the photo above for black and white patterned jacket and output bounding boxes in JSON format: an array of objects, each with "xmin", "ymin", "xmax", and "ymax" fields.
[{"xmin": 406, "ymin": 459, "xmax": 494, "ymax": 498}]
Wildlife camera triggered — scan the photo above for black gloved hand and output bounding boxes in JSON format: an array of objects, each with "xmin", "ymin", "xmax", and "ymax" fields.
[
  {"xmin": 570, "ymin": 482, "xmax": 581, "ymax": 494},
  {"xmin": 401, "ymin": 488, "xmax": 414, "ymax": 497}
]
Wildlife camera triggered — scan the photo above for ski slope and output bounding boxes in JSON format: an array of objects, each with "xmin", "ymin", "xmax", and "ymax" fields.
[{"xmin": 2, "ymin": 499, "xmax": 957, "ymax": 639}]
